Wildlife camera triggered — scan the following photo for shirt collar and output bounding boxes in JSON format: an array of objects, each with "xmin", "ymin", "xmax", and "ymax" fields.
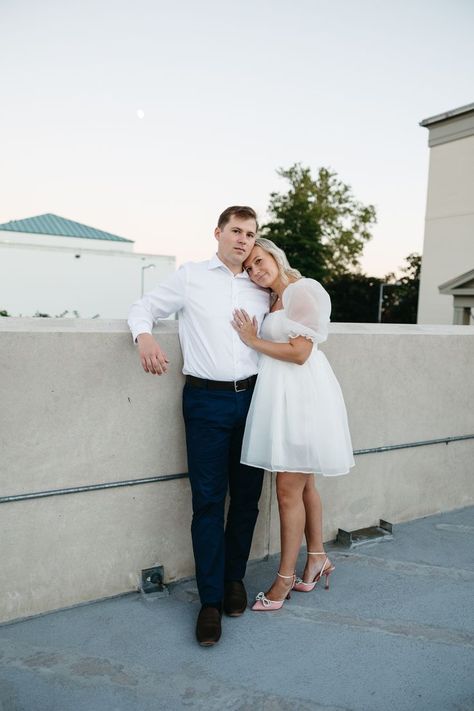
[{"xmin": 208, "ymin": 253, "xmax": 250, "ymax": 279}]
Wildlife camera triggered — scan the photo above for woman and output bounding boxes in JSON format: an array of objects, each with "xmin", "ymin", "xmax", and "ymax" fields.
[{"xmin": 231, "ymin": 238, "xmax": 354, "ymax": 611}]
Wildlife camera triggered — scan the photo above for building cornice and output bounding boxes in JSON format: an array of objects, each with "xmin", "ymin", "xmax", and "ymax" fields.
[{"xmin": 420, "ymin": 102, "xmax": 474, "ymax": 147}]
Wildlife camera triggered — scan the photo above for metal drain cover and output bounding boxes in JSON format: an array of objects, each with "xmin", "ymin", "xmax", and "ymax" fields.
[{"xmin": 336, "ymin": 519, "xmax": 393, "ymax": 548}]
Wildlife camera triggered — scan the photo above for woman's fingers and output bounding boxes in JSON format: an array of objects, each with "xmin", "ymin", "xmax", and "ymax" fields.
[
  {"xmin": 233, "ymin": 308, "xmax": 252, "ymax": 323},
  {"xmin": 232, "ymin": 310, "xmax": 244, "ymax": 328},
  {"xmin": 231, "ymin": 310, "xmax": 257, "ymax": 347}
]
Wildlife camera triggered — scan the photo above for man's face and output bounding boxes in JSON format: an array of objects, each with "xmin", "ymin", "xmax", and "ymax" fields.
[{"xmin": 214, "ymin": 216, "xmax": 257, "ymax": 272}]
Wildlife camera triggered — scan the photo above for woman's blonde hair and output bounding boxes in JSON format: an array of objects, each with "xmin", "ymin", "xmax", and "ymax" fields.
[{"xmin": 254, "ymin": 237, "xmax": 302, "ymax": 285}]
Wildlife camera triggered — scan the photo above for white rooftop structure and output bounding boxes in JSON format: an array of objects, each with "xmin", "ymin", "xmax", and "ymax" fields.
[{"xmin": 0, "ymin": 213, "xmax": 175, "ymax": 319}]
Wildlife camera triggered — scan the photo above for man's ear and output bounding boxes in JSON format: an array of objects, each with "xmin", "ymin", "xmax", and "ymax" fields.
[{"xmin": 214, "ymin": 227, "xmax": 220, "ymax": 242}]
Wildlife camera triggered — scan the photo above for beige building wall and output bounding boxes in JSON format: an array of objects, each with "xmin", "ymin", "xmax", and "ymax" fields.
[
  {"xmin": 417, "ymin": 104, "xmax": 474, "ymax": 324},
  {"xmin": 1, "ymin": 319, "xmax": 473, "ymax": 624}
]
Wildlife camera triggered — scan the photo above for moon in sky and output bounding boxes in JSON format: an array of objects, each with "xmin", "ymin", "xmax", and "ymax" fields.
[{"xmin": 136, "ymin": 109, "xmax": 145, "ymax": 119}]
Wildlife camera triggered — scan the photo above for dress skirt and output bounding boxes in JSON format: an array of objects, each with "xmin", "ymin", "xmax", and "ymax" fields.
[{"xmin": 241, "ymin": 348, "xmax": 354, "ymax": 476}]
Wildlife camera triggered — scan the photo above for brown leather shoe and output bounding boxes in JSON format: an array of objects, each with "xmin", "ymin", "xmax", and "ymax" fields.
[
  {"xmin": 223, "ymin": 580, "xmax": 247, "ymax": 617},
  {"xmin": 196, "ymin": 606, "xmax": 222, "ymax": 646}
]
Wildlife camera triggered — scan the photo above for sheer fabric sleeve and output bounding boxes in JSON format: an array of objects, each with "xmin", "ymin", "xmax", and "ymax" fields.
[{"xmin": 282, "ymin": 278, "xmax": 331, "ymax": 344}]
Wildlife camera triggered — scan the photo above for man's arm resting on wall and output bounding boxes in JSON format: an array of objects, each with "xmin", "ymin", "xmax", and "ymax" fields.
[{"xmin": 128, "ymin": 266, "xmax": 187, "ymax": 376}]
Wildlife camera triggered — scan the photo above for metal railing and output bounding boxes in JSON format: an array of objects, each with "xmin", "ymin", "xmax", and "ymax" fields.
[{"xmin": 1, "ymin": 434, "xmax": 473, "ymax": 505}]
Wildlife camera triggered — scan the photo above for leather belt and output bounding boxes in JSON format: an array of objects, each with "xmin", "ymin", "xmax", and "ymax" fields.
[{"xmin": 185, "ymin": 374, "xmax": 257, "ymax": 392}]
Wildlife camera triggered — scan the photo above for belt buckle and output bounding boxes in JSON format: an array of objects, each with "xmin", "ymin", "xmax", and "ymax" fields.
[{"xmin": 234, "ymin": 379, "xmax": 246, "ymax": 392}]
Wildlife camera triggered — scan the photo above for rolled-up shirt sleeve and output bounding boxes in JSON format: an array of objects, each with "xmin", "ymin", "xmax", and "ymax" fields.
[{"xmin": 127, "ymin": 265, "xmax": 187, "ymax": 343}]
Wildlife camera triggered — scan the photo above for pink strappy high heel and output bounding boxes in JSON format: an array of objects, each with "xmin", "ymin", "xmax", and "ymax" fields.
[
  {"xmin": 293, "ymin": 552, "xmax": 335, "ymax": 592},
  {"xmin": 251, "ymin": 572, "xmax": 296, "ymax": 611}
]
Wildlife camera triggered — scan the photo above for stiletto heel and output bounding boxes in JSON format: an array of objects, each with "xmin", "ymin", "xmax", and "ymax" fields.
[
  {"xmin": 293, "ymin": 552, "xmax": 335, "ymax": 593},
  {"xmin": 252, "ymin": 572, "xmax": 296, "ymax": 611}
]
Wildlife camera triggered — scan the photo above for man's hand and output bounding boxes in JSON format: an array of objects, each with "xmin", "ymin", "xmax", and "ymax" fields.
[{"xmin": 137, "ymin": 333, "xmax": 170, "ymax": 375}]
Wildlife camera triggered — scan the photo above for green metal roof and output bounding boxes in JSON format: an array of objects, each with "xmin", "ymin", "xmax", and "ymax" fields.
[{"xmin": 0, "ymin": 213, "xmax": 134, "ymax": 243}]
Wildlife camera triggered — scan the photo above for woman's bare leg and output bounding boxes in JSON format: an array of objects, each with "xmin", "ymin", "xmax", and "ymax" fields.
[
  {"xmin": 265, "ymin": 472, "xmax": 307, "ymax": 601},
  {"xmin": 300, "ymin": 476, "xmax": 333, "ymax": 582},
  {"xmin": 302, "ymin": 476, "xmax": 323, "ymax": 550}
]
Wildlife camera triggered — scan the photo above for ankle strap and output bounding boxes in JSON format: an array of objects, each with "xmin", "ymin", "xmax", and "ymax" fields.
[
  {"xmin": 307, "ymin": 551, "xmax": 326, "ymax": 555},
  {"xmin": 277, "ymin": 571, "xmax": 295, "ymax": 579}
]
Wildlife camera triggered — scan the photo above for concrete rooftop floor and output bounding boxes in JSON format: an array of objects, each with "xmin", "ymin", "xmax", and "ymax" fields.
[{"xmin": 1, "ymin": 506, "xmax": 474, "ymax": 711}]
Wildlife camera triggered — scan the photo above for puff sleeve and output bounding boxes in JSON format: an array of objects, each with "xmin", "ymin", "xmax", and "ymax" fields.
[{"xmin": 282, "ymin": 278, "xmax": 331, "ymax": 344}]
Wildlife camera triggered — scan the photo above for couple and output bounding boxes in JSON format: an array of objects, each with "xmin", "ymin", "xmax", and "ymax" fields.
[{"xmin": 128, "ymin": 205, "xmax": 354, "ymax": 647}]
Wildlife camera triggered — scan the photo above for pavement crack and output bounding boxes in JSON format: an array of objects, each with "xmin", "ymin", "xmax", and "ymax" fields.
[
  {"xmin": 330, "ymin": 551, "xmax": 474, "ymax": 581},
  {"xmin": 435, "ymin": 523, "xmax": 474, "ymax": 533},
  {"xmin": 0, "ymin": 640, "xmax": 354, "ymax": 709},
  {"xmin": 286, "ymin": 605, "xmax": 474, "ymax": 649}
]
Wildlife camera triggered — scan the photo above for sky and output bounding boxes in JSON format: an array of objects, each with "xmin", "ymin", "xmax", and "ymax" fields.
[{"xmin": 1, "ymin": 0, "xmax": 473, "ymax": 277}]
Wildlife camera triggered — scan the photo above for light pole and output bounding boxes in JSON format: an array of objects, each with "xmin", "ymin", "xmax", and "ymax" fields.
[
  {"xmin": 141, "ymin": 264, "xmax": 156, "ymax": 296},
  {"xmin": 378, "ymin": 281, "xmax": 401, "ymax": 322}
]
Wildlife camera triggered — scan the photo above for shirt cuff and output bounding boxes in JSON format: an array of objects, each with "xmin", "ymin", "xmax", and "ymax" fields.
[{"xmin": 131, "ymin": 327, "xmax": 152, "ymax": 344}]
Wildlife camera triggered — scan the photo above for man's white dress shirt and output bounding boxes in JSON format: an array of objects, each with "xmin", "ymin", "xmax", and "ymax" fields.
[{"xmin": 128, "ymin": 254, "xmax": 270, "ymax": 381}]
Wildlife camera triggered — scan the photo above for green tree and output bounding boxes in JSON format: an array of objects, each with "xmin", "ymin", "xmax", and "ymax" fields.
[
  {"xmin": 0, "ymin": 309, "xmax": 10, "ymax": 317},
  {"xmin": 328, "ymin": 253, "xmax": 421, "ymax": 323},
  {"xmin": 262, "ymin": 164, "xmax": 376, "ymax": 280},
  {"xmin": 382, "ymin": 253, "xmax": 421, "ymax": 324},
  {"xmin": 327, "ymin": 273, "xmax": 382, "ymax": 322}
]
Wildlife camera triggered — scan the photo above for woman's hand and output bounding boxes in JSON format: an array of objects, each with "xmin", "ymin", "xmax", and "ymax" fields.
[{"xmin": 231, "ymin": 309, "xmax": 258, "ymax": 347}]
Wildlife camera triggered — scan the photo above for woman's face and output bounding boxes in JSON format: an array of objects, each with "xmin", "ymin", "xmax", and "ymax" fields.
[{"xmin": 244, "ymin": 245, "xmax": 279, "ymax": 289}]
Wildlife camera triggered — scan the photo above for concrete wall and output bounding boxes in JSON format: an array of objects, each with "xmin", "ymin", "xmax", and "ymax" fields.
[
  {"xmin": 0, "ymin": 235, "xmax": 175, "ymax": 318},
  {"xmin": 1, "ymin": 319, "xmax": 473, "ymax": 623},
  {"xmin": 417, "ymin": 131, "xmax": 474, "ymax": 324}
]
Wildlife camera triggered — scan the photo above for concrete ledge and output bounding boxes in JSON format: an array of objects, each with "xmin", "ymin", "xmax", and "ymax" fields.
[
  {"xmin": 1, "ymin": 320, "xmax": 473, "ymax": 623},
  {"xmin": 2, "ymin": 317, "xmax": 474, "ymax": 335}
]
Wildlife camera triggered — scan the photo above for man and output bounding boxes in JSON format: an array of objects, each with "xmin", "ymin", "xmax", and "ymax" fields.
[{"xmin": 128, "ymin": 206, "xmax": 269, "ymax": 646}]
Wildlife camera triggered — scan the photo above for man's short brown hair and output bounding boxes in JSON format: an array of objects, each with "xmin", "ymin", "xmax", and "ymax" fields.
[{"xmin": 217, "ymin": 206, "xmax": 258, "ymax": 231}]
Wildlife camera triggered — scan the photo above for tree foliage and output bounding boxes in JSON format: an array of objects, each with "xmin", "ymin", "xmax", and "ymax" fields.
[
  {"xmin": 327, "ymin": 273, "xmax": 382, "ymax": 322},
  {"xmin": 262, "ymin": 164, "xmax": 376, "ymax": 281},
  {"xmin": 328, "ymin": 253, "xmax": 421, "ymax": 323},
  {"xmin": 261, "ymin": 163, "xmax": 419, "ymax": 323},
  {"xmin": 381, "ymin": 253, "xmax": 421, "ymax": 324}
]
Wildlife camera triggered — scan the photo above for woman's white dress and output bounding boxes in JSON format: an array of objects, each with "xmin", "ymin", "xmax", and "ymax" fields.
[{"xmin": 241, "ymin": 278, "xmax": 354, "ymax": 476}]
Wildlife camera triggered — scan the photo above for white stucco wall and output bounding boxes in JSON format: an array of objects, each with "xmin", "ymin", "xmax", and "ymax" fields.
[
  {"xmin": 0, "ymin": 236, "xmax": 175, "ymax": 319},
  {"xmin": 417, "ymin": 134, "xmax": 474, "ymax": 324}
]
